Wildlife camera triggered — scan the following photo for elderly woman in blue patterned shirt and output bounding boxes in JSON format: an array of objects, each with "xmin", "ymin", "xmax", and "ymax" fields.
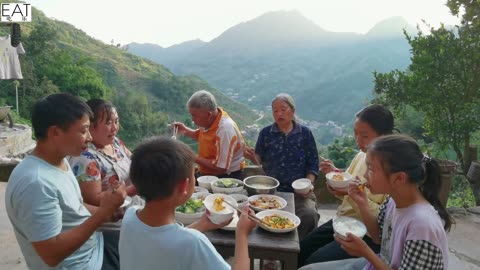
[{"xmin": 244, "ymin": 93, "xmax": 320, "ymax": 240}]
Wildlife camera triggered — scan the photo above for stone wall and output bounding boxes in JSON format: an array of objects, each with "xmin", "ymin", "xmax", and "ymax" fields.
[
  {"xmin": 0, "ymin": 123, "xmax": 35, "ymax": 182},
  {"xmin": 0, "ymin": 123, "xmax": 35, "ymax": 157}
]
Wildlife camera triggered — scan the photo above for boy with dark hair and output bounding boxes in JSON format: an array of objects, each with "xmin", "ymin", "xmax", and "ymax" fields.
[
  {"xmin": 120, "ymin": 137, "xmax": 256, "ymax": 270},
  {"xmin": 5, "ymin": 93, "xmax": 126, "ymax": 270}
]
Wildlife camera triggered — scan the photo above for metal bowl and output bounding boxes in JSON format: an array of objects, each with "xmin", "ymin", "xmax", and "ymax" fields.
[{"xmin": 243, "ymin": 175, "xmax": 279, "ymax": 196}]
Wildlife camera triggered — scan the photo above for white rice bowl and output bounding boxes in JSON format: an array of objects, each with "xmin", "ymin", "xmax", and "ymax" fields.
[
  {"xmin": 204, "ymin": 194, "xmax": 237, "ymax": 224},
  {"xmin": 332, "ymin": 216, "xmax": 367, "ymax": 239}
]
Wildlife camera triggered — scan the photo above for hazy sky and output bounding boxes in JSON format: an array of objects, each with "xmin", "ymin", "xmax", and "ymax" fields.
[{"xmin": 28, "ymin": 0, "xmax": 459, "ymax": 47}]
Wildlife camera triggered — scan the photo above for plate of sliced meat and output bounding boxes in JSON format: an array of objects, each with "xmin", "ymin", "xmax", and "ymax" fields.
[{"xmin": 248, "ymin": 194, "xmax": 287, "ymax": 212}]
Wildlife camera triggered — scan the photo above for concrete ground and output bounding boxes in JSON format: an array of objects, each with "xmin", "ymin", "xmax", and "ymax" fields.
[{"xmin": 0, "ymin": 182, "xmax": 479, "ymax": 270}]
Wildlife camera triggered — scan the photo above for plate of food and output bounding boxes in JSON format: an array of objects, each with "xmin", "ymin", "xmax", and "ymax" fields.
[
  {"xmin": 211, "ymin": 178, "xmax": 244, "ymax": 194},
  {"xmin": 255, "ymin": 209, "xmax": 300, "ymax": 233},
  {"xmin": 248, "ymin": 194, "xmax": 287, "ymax": 212}
]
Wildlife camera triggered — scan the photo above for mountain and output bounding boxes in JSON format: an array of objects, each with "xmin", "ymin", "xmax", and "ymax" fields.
[
  {"xmin": 0, "ymin": 0, "xmax": 260, "ymax": 147},
  {"xmin": 128, "ymin": 11, "xmax": 413, "ymax": 127},
  {"xmin": 366, "ymin": 16, "xmax": 417, "ymax": 38},
  {"xmin": 128, "ymin": 39, "xmax": 206, "ymax": 67}
]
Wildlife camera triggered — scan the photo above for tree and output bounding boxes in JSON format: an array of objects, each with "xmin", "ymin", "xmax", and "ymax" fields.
[
  {"xmin": 373, "ymin": 0, "xmax": 480, "ymax": 204},
  {"xmin": 374, "ymin": 28, "xmax": 480, "ymax": 170}
]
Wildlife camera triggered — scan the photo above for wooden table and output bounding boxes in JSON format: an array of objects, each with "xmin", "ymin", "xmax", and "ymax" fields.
[{"xmin": 204, "ymin": 192, "xmax": 300, "ymax": 270}]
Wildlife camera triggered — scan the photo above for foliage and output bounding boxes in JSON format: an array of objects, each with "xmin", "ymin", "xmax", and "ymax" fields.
[
  {"xmin": 373, "ymin": 24, "xmax": 480, "ymax": 173},
  {"xmin": 114, "ymin": 91, "xmax": 169, "ymax": 148},
  {"xmin": 374, "ymin": 0, "xmax": 480, "ymax": 205},
  {"xmin": 0, "ymin": 4, "xmax": 259, "ymax": 148},
  {"xmin": 325, "ymin": 136, "xmax": 358, "ymax": 169},
  {"xmin": 447, "ymin": 174, "xmax": 476, "ymax": 208}
]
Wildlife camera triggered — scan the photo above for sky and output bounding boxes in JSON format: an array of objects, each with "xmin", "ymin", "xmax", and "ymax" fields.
[{"xmin": 28, "ymin": 0, "xmax": 460, "ymax": 48}]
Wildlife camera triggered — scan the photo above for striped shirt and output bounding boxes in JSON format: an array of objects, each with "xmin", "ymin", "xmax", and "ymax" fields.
[{"xmin": 198, "ymin": 108, "xmax": 245, "ymax": 175}]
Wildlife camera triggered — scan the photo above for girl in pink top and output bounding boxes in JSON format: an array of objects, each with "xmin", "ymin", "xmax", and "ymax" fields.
[{"xmin": 337, "ymin": 134, "xmax": 453, "ymax": 270}]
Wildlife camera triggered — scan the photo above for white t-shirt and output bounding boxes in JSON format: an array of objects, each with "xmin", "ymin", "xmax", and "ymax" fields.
[
  {"xmin": 120, "ymin": 206, "xmax": 230, "ymax": 270},
  {"xmin": 0, "ymin": 35, "xmax": 25, "ymax": 79},
  {"xmin": 5, "ymin": 155, "xmax": 103, "ymax": 270}
]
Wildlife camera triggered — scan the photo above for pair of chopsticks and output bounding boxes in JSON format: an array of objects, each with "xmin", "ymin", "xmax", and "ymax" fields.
[
  {"xmin": 223, "ymin": 200, "xmax": 268, "ymax": 227},
  {"xmin": 168, "ymin": 123, "xmax": 178, "ymax": 140}
]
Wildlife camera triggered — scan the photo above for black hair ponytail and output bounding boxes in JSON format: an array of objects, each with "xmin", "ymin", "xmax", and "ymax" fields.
[{"xmin": 420, "ymin": 157, "xmax": 453, "ymax": 231}]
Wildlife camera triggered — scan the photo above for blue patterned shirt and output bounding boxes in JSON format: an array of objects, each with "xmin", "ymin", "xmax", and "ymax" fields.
[{"xmin": 255, "ymin": 122, "xmax": 319, "ymax": 192}]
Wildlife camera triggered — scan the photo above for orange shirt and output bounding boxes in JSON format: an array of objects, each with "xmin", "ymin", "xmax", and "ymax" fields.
[{"xmin": 198, "ymin": 108, "xmax": 245, "ymax": 175}]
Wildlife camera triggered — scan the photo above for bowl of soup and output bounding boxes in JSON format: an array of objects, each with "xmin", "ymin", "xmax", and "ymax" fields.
[{"xmin": 243, "ymin": 175, "xmax": 279, "ymax": 196}]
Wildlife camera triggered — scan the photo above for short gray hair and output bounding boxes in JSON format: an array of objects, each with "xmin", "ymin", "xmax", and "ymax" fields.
[
  {"xmin": 187, "ymin": 90, "xmax": 217, "ymax": 111},
  {"xmin": 272, "ymin": 93, "xmax": 296, "ymax": 110}
]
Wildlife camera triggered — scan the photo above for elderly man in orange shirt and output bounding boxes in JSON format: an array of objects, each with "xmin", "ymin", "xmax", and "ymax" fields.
[{"xmin": 173, "ymin": 90, "xmax": 246, "ymax": 179}]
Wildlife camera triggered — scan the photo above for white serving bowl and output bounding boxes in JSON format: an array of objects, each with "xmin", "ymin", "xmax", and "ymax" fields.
[
  {"xmin": 248, "ymin": 194, "xmax": 287, "ymax": 212},
  {"xmin": 194, "ymin": 186, "xmax": 210, "ymax": 194},
  {"xmin": 332, "ymin": 216, "xmax": 367, "ymax": 239},
  {"xmin": 211, "ymin": 178, "xmax": 244, "ymax": 194},
  {"xmin": 204, "ymin": 194, "xmax": 237, "ymax": 224},
  {"xmin": 230, "ymin": 194, "xmax": 249, "ymax": 209},
  {"xmin": 292, "ymin": 178, "xmax": 313, "ymax": 195},
  {"xmin": 174, "ymin": 192, "xmax": 208, "ymax": 225},
  {"xmin": 256, "ymin": 209, "xmax": 300, "ymax": 233},
  {"xmin": 325, "ymin": 171, "xmax": 353, "ymax": 190},
  {"xmin": 197, "ymin": 175, "xmax": 218, "ymax": 191}
]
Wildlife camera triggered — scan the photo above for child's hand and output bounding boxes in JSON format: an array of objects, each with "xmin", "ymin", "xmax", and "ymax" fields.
[
  {"xmin": 347, "ymin": 178, "xmax": 368, "ymax": 207},
  {"xmin": 335, "ymin": 233, "xmax": 371, "ymax": 258},
  {"xmin": 236, "ymin": 205, "xmax": 256, "ymax": 236}
]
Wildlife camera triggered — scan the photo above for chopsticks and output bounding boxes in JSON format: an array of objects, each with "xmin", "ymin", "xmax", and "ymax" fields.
[
  {"xmin": 223, "ymin": 199, "xmax": 268, "ymax": 227},
  {"xmin": 168, "ymin": 123, "xmax": 178, "ymax": 140}
]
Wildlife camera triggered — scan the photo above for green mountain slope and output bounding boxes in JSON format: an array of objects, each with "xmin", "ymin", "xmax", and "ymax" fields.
[{"xmin": 0, "ymin": 2, "xmax": 260, "ymax": 147}]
